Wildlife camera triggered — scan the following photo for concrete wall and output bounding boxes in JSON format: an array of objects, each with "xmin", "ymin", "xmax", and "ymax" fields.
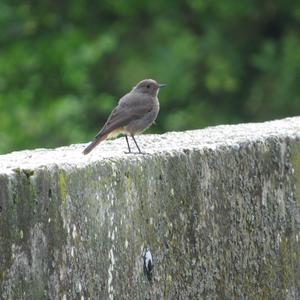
[{"xmin": 0, "ymin": 117, "xmax": 300, "ymax": 299}]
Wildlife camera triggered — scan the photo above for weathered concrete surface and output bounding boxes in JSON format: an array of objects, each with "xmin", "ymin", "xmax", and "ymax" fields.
[{"xmin": 0, "ymin": 117, "xmax": 300, "ymax": 299}]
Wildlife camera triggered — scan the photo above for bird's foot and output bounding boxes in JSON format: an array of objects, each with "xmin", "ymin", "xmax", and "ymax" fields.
[{"xmin": 124, "ymin": 151, "xmax": 146, "ymax": 155}]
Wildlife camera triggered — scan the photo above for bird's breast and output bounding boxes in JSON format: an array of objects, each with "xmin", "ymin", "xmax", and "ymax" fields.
[{"xmin": 124, "ymin": 97, "xmax": 159, "ymax": 134}]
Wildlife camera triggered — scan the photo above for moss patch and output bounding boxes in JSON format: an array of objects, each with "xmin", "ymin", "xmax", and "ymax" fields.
[
  {"xmin": 292, "ymin": 151, "xmax": 300, "ymax": 209},
  {"xmin": 59, "ymin": 171, "xmax": 67, "ymax": 202}
]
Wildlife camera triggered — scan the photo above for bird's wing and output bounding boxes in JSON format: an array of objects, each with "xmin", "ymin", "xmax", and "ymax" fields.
[{"xmin": 94, "ymin": 92, "xmax": 153, "ymax": 139}]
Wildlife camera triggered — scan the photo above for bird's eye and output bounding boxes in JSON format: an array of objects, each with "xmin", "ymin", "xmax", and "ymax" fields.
[{"xmin": 146, "ymin": 84, "xmax": 150, "ymax": 88}]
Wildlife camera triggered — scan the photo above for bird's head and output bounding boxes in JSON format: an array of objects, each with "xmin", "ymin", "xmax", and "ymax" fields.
[{"xmin": 133, "ymin": 79, "xmax": 166, "ymax": 96}]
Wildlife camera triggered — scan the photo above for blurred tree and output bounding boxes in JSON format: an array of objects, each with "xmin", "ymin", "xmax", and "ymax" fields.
[{"xmin": 0, "ymin": 0, "xmax": 300, "ymax": 153}]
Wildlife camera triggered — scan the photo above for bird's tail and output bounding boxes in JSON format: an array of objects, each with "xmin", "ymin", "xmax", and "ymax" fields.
[{"xmin": 83, "ymin": 134, "xmax": 108, "ymax": 155}]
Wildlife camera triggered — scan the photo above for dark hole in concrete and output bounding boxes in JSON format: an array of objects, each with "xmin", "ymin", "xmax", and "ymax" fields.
[{"xmin": 23, "ymin": 169, "xmax": 34, "ymax": 179}]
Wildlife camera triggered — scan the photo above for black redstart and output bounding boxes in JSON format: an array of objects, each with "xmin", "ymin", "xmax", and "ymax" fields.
[{"xmin": 83, "ymin": 79, "xmax": 166, "ymax": 154}]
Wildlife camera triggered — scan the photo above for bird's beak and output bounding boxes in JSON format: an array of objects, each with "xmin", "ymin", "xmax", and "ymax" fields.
[{"xmin": 159, "ymin": 84, "xmax": 166, "ymax": 88}]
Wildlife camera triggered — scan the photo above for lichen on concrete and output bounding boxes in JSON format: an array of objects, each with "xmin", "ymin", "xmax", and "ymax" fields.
[{"xmin": 0, "ymin": 117, "xmax": 300, "ymax": 299}]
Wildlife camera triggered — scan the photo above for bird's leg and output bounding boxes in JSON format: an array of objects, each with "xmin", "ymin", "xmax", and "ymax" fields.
[
  {"xmin": 131, "ymin": 135, "xmax": 142, "ymax": 154},
  {"xmin": 124, "ymin": 135, "xmax": 131, "ymax": 153}
]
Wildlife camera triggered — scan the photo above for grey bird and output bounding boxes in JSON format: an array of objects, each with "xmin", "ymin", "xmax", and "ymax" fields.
[{"xmin": 83, "ymin": 79, "xmax": 166, "ymax": 155}]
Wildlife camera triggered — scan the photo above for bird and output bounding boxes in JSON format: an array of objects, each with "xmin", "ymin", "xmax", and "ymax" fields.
[{"xmin": 83, "ymin": 79, "xmax": 166, "ymax": 155}]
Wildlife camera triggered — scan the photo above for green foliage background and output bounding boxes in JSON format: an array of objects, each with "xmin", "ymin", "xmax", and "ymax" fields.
[{"xmin": 1, "ymin": 1, "xmax": 300, "ymax": 153}]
